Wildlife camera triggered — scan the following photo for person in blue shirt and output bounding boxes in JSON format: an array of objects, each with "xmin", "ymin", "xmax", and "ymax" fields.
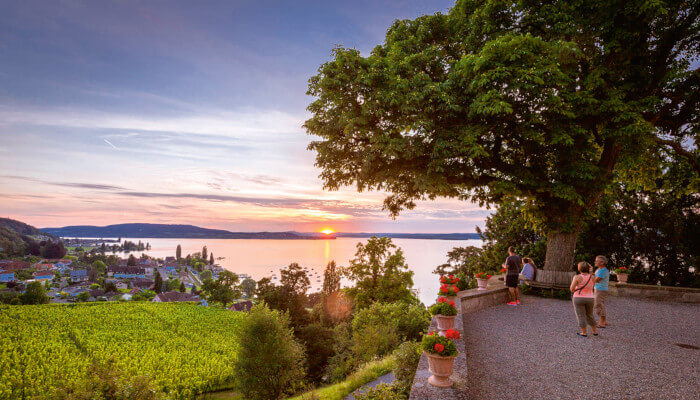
[
  {"xmin": 593, "ymin": 255, "xmax": 610, "ymax": 328},
  {"xmin": 520, "ymin": 257, "xmax": 537, "ymax": 282}
]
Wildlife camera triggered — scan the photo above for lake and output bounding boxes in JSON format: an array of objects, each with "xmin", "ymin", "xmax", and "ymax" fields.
[{"xmin": 121, "ymin": 237, "xmax": 483, "ymax": 305}]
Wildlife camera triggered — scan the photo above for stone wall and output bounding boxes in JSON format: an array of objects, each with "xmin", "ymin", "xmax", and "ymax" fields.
[
  {"xmin": 609, "ymin": 282, "xmax": 700, "ymax": 303},
  {"xmin": 409, "ymin": 283, "xmax": 508, "ymax": 399}
]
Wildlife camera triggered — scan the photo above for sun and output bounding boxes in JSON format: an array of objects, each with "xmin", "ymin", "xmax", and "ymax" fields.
[{"xmin": 320, "ymin": 228, "xmax": 335, "ymax": 235}]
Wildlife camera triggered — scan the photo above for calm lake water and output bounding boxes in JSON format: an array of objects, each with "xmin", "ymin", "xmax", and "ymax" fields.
[{"xmin": 121, "ymin": 237, "xmax": 483, "ymax": 305}]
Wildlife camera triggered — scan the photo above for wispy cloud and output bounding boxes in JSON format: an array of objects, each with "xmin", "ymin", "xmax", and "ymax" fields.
[{"xmin": 1, "ymin": 175, "xmax": 126, "ymax": 191}]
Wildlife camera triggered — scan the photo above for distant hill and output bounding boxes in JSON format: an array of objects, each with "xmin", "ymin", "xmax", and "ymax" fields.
[
  {"xmin": 333, "ymin": 232, "xmax": 481, "ymax": 240},
  {"xmin": 0, "ymin": 218, "xmax": 47, "ymax": 237},
  {"xmin": 42, "ymin": 223, "xmax": 480, "ymax": 240},
  {"xmin": 0, "ymin": 218, "xmax": 53, "ymax": 256},
  {"xmin": 42, "ymin": 223, "xmax": 325, "ymax": 239}
]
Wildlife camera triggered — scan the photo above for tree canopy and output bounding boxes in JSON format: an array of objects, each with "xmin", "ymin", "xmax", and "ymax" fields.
[{"xmin": 305, "ymin": 0, "xmax": 699, "ymax": 278}]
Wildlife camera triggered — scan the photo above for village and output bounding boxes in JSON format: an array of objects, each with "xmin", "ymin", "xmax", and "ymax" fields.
[{"xmin": 0, "ymin": 254, "xmax": 253, "ymax": 310}]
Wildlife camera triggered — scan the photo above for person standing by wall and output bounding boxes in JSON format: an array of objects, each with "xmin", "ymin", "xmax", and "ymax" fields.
[
  {"xmin": 593, "ymin": 255, "xmax": 610, "ymax": 328},
  {"xmin": 504, "ymin": 247, "xmax": 522, "ymax": 305}
]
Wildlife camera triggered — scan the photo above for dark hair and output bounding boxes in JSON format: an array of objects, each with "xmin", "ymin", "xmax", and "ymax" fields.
[
  {"xmin": 523, "ymin": 257, "xmax": 537, "ymax": 268},
  {"xmin": 508, "ymin": 246, "xmax": 515, "ymax": 253},
  {"xmin": 577, "ymin": 261, "xmax": 591, "ymax": 273}
]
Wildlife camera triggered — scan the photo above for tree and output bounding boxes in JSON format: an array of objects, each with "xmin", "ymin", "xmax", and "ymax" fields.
[
  {"xmin": 322, "ymin": 261, "xmax": 341, "ymax": 298},
  {"xmin": 104, "ymin": 281, "xmax": 118, "ymax": 293},
  {"xmin": 127, "ymin": 254, "xmax": 137, "ymax": 266},
  {"xmin": 209, "ymin": 253, "xmax": 214, "ymax": 264},
  {"xmin": 280, "ymin": 263, "xmax": 310, "ymax": 296},
  {"xmin": 166, "ymin": 279, "xmax": 181, "ymax": 292},
  {"xmin": 295, "ymin": 323, "xmax": 335, "ymax": 384},
  {"xmin": 40, "ymin": 240, "xmax": 66, "ymax": 259},
  {"xmin": 233, "ymin": 304, "xmax": 306, "ymax": 400},
  {"xmin": 176, "ymin": 244, "xmax": 182, "ymax": 260},
  {"xmin": 199, "ymin": 270, "xmax": 212, "ymax": 282},
  {"xmin": 202, "ymin": 270, "xmax": 240, "ymax": 307},
  {"xmin": 76, "ymin": 291, "xmax": 90, "ymax": 302},
  {"xmin": 153, "ymin": 272, "xmax": 163, "ymax": 293},
  {"xmin": 344, "ymin": 237, "xmax": 415, "ymax": 309},
  {"xmin": 305, "ymin": 0, "xmax": 699, "ymax": 285},
  {"xmin": 240, "ymin": 278, "xmax": 256, "ymax": 298},
  {"xmin": 202, "ymin": 246, "xmax": 208, "ymax": 262},
  {"xmin": 179, "ymin": 282, "xmax": 186, "ymax": 293},
  {"xmin": 20, "ymin": 281, "xmax": 49, "ymax": 305}
]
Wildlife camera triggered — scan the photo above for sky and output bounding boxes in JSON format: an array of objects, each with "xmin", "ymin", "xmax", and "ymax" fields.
[{"xmin": 0, "ymin": 0, "xmax": 491, "ymax": 233}]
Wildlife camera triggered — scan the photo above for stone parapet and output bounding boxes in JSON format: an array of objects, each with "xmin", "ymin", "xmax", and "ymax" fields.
[{"xmin": 609, "ymin": 282, "xmax": 700, "ymax": 303}]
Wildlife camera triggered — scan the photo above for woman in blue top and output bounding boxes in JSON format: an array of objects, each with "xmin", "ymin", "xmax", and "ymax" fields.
[
  {"xmin": 520, "ymin": 257, "xmax": 536, "ymax": 282},
  {"xmin": 593, "ymin": 255, "xmax": 610, "ymax": 328}
]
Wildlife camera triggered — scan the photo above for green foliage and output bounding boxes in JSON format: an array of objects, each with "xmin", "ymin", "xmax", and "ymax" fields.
[
  {"xmin": 153, "ymin": 271, "xmax": 163, "ymax": 294},
  {"xmin": 76, "ymin": 291, "xmax": 90, "ymax": 302},
  {"xmin": 239, "ymin": 277, "xmax": 256, "ymax": 298},
  {"xmin": 305, "ymin": 1, "xmax": 699, "ymax": 270},
  {"xmin": 295, "ymin": 323, "xmax": 336, "ymax": 384},
  {"xmin": 281, "ymin": 262, "xmax": 311, "ymax": 296},
  {"xmin": 166, "ymin": 278, "xmax": 181, "ymax": 292},
  {"xmin": 20, "ymin": 281, "xmax": 49, "ymax": 305},
  {"xmin": 55, "ymin": 358, "xmax": 161, "ymax": 400},
  {"xmin": 322, "ymin": 261, "xmax": 342, "ymax": 297},
  {"xmin": 132, "ymin": 290, "xmax": 156, "ymax": 302},
  {"xmin": 344, "ymin": 237, "xmax": 416, "ymax": 309},
  {"xmin": 429, "ymin": 301, "xmax": 457, "ymax": 317},
  {"xmin": 0, "ymin": 302, "xmax": 244, "ymax": 398},
  {"xmin": 353, "ymin": 383, "xmax": 404, "ymax": 400},
  {"xmin": 233, "ymin": 304, "xmax": 306, "ymax": 400},
  {"xmin": 421, "ymin": 333, "xmax": 457, "ymax": 357},
  {"xmin": 176, "ymin": 244, "xmax": 182, "ymax": 260},
  {"xmin": 351, "ymin": 302, "xmax": 429, "ymax": 363},
  {"xmin": 325, "ymin": 322, "xmax": 356, "ymax": 383},
  {"xmin": 202, "ymin": 271, "xmax": 240, "ymax": 308},
  {"xmin": 199, "ymin": 270, "xmax": 212, "ymax": 282},
  {"xmin": 127, "ymin": 254, "xmax": 137, "ymax": 266},
  {"xmin": 391, "ymin": 341, "xmax": 421, "ymax": 398}
]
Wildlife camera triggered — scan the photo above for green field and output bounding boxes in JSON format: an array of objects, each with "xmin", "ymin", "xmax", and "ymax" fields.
[{"xmin": 0, "ymin": 302, "xmax": 243, "ymax": 399}]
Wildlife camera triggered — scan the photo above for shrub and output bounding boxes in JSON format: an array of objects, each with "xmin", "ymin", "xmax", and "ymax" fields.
[
  {"xmin": 392, "ymin": 341, "xmax": 421, "ymax": 397},
  {"xmin": 421, "ymin": 332, "xmax": 457, "ymax": 357},
  {"xmin": 233, "ymin": 304, "xmax": 306, "ymax": 400},
  {"xmin": 437, "ymin": 284, "xmax": 459, "ymax": 297},
  {"xmin": 354, "ymin": 383, "xmax": 404, "ymax": 400},
  {"xmin": 352, "ymin": 303, "xmax": 429, "ymax": 362},
  {"xmin": 455, "ymin": 271, "xmax": 474, "ymax": 291},
  {"xmin": 428, "ymin": 299, "xmax": 457, "ymax": 316},
  {"xmin": 296, "ymin": 323, "xmax": 336, "ymax": 384},
  {"xmin": 614, "ymin": 267, "xmax": 629, "ymax": 274}
]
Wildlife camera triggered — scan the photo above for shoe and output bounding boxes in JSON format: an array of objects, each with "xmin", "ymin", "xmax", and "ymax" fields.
[
  {"xmin": 507, "ymin": 301, "xmax": 517, "ymax": 306},
  {"xmin": 516, "ymin": 300, "xmax": 521, "ymax": 305},
  {"xmin": 576, "ymin": 332, "xmax": 587, "ymax": 337}
]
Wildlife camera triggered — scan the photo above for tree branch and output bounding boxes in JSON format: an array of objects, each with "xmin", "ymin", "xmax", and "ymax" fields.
[{"xmin": 655, "ymin": 137, "xmax": 700, "ymax": 174}]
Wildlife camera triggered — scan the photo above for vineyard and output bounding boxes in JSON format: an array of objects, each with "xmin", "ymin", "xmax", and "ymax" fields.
[{"xmin": 0, "ymin": 302, "xmax": 244, "ymax": 399}]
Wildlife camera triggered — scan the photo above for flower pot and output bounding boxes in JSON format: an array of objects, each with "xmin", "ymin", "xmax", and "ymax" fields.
[
  {"xmin": 425, "ymin": 351, "xmax": 456, "ymax": 388},
  {"xmin": 476, "ymin": 278, "xmax": 488, "ymax": 290},
  {"xmin": 617, "ymin": 273, "xmax": 628, "ymax": 283},
  {"xmin": 435, "ymin": 314, "xmax": 456, "ymax": 335}
]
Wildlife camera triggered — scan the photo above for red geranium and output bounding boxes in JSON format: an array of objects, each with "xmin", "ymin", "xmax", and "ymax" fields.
[
  {"xmin": 428, "ymin": 331, "xmax": 435, "ymax": 336},
  {"xmin": 500, "ymin": 267, "xmax": 507, "ymax": 274},
  {"xmin": 434, "ymin": 343, "xmax": 445, "ymax": 353},
  {"xmin": 438, "ymin": 297, "xmax": 447, "ymax": 303},
  {"xmin": 445, "ymin": 329, "xmax": 461, "ymax": 340},
  {"xmin": 441, "ymin": 287, "xmax": 448, "ymax": 293},
  {"xmin": 449, "ymin": 301, "xmax": 456, "ymax": 307},
  {"xmin": 440, "ymin": 276, "xmax": 446, "ymax": 283}
]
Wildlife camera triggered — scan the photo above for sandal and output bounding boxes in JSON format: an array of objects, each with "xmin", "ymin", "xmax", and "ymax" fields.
[
  {"xmin": 592, "ymin": 333, "xmax": 599, "ymax": 336},
  {"xmin": 576, "ymin": 332, "xmax": 587, "ymax": 337}
]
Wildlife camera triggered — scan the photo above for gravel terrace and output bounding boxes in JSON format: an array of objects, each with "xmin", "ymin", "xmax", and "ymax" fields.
[{"xmin": 462, "ymin": 295, "xmax": 700, "ymax": 400}]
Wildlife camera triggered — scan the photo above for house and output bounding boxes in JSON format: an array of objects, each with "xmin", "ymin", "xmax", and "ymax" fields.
[
  {"xmin": 45, "ymin": 259, "xmax": 72, "ymax": 266},
  {"xmin": 0, "ymin": 271, "xmax": 15, "ymax": 283},
  {"xmin": 229, "ymin": 300, "xmax": 253, "ymax": 312},
  {"xmin": 33, "ymin": 271, "xmax": 54, "ymax": 281},
  {"xmin": 165, "ymin": 256, "xmax": 175, "ymax": 262},
  {"xmin": 34, "ymin": 263, "xmax": 54, "ymax": 271},
  {"xmin": 152, "ymin": 291, "xmax": 199, "ymax": 303},
  {"xmin": 0, "ymin": 261, "xmax": 31, "ymax": 271},
  {"xmin": 131, "ymin": 278, "xmax": 154, "ymax": 290},
  {"xmin": 108, "ymin": 266, "xmax": 146, "ymax": 279},
  {"xmin": 70, "ymin": 269, "xmax": 88, "ymax": 283}
]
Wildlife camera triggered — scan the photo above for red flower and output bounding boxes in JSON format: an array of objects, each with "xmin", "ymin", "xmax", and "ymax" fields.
[
  {"xmin": 445, "ymin": 329, "xmax": 460, "ymax": 339},
  {"xmin": 449, "ymin": 301, "xmax": 456, "ymax": 307},
  {"xmin": 440, "ymin": 277, "xmax": 446, "ymax": 283},
  {"xmin": 438, "ymin": 297, "xmax": 447, "ymax": 303},
  {"xmin": 500, "ymin": 267, "xmax": 507, "ymax": 273},
  {"xmin": 448, "ymin": 274, "xmax": 454, "ymax": 279},
  {"xmin": 441, "ymin": 287, "xmax": 448, "ymax": 293},
  {"xmin": 428, "ymin": 331, "xmax": 435, "ymax": 336},
  {"xmin": 434, "ymin": 343, "xmax": 445, "ymax": 353},
  {"xmin": 453, "ymin": 285, "xmax": 459, "ymax": 292}
]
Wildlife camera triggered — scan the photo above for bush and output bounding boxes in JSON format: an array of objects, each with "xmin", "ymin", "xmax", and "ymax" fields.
[
  {"xmin": 436, "ymin": 284, "xmax": 459, "ymax": 297},
  {"xmin": 354, "ymin": 383, "xmax": 404, "ymax": 400},
  {"xmin": 296, "ymin": 322, "xmax": 336, "ymax": 384},
  {"xmin": 392, "ymin": 341, "xmax": 421, "ymax": 397},
  {"xmin": 233, "ymin": 304, "xmax": 306, "ymax": 400},
  {"xmin": 352, "ymin": 303, "xmax": 429, "ymax": 362}
]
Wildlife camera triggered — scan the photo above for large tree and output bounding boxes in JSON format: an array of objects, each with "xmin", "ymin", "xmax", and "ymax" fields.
[{"xmin": 305, "ymin": 0, "xmax": 699, "ymax": 284}]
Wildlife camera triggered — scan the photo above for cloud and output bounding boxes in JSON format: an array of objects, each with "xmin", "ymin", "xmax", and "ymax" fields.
[{"xmin": 1, "ymin": 175, "xmax": 126, "ymax": 191}]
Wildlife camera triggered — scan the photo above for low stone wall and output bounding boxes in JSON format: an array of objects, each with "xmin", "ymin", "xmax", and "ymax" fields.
[
  {"xmin": 609, "ymin": 282, "xmax": 700, "ymax": 303},
  {"xmin": 409, "ymin": 284, "xmax": 508, "ymax": 399}
]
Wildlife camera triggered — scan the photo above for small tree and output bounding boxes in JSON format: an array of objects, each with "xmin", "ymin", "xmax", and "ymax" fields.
[
  {"xmin": 240, "ymin": 278, "xmax": 256, "ymax": 298},
  {"xmin": 76, "ymin": 291, "xmax": 90, "ymax": 302},
  {"xmin": 209, "ymin": 253, "xmax": 214, "ymax": 264},
  {"xmin": 153, "ymin": 272, "xmax": 163, "ymax": 294},
  {"xmin": 344, "ymin": 237, "xmax": 415, "ymax": 309},
  {"xmin": 233, "ymin": 304, "xmax": 306, "ymax": 400},
  {"xmin": 20, "ymin": 281, "xmax": 49, "ymax": 305},
  {"xmin": 321, "ymin": 261, "xmax": 341, "ymax": 298},
  {"xmin": 202, "ymin": 271, "xmax": 240, "ymax": 307},
  {"xmin": 176, "ymin": 244, "xmax": 182, "ymax": 260},
  {"xmin": 179, "ymin": 282, "xmax": 186, "ymax": 293},
  {"xmin": 202, "ymin": 246, "xmax": 208, "ymax": 262},
  {"xmin": 127, "ymin": 254, "xmax": 137, "ymax": 266},
  {"xmin": 199, "ymin": 270, "xmax": 212, "ymax": 282}
]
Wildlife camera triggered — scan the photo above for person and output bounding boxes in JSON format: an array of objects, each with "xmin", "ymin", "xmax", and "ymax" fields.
[
  {"xmin": 520, "ymin": 257, "xmax": 537, "ymax": 282},
  {"xmin": 504, "ymin": 246, "xmax": 522, "ymax": 305},
  {"xmin": 593, "ymin": 255, "xmax": 610, "ymax": 328},
  {"xmin": 570, "ymin": 261, "xmax": 598, "ymax": 337}
]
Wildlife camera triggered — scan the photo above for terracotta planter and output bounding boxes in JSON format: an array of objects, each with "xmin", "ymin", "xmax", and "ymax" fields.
[
  {"xmin": 425, "ymin": 351, "xmax": 456, "ymax": 388},
  {"xmin": 476, "ymin": 278, "xmax": 488, "ymax": 290},
  {"xmin": 617, "ymin": 273, "xmax": 628, "ymax": 283},
  {"xmin": 435, "ymin": 314, "xmax": 456, "ymax": 335}
]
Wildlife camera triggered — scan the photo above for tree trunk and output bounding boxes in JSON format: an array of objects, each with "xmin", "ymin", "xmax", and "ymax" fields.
[{"xmin": 538, "ymin": 230, "xmax": 579, "ymax": 287}]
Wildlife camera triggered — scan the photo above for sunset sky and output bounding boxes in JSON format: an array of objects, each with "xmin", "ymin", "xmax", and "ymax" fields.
[{"xmin": 0, "ymin": 0, "xmax": 491, "ymax": 233}]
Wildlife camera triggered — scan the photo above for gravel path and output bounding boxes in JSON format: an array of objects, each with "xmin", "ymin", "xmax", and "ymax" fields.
[
  {"xmin": 462, "ymin": 296, "xmax": 700, "ymax": 400},
  {"xmin": 344, "ymin": 372, "xmax": 395, "ymax": 400}
]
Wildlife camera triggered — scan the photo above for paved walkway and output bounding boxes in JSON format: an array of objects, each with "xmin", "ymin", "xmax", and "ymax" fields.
[{"xmin": 462, "ymin": 296, "xmax": 699, "ymax": 400}]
